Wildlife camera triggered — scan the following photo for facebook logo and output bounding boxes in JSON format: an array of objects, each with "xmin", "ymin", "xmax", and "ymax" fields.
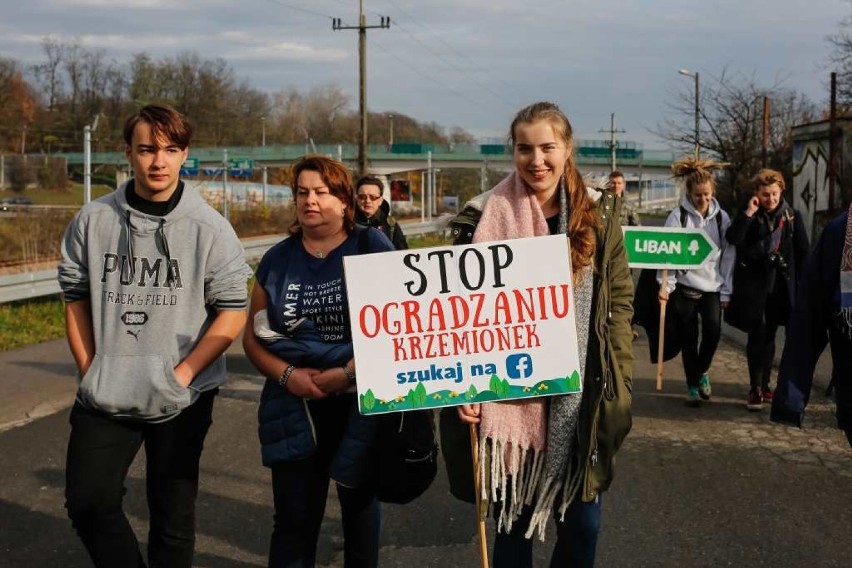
[{"xmin": 505, "ymin": 353, "xmax": 534, "ymax": 379}]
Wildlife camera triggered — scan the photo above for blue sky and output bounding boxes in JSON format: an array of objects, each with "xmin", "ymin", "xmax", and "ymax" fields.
[{"xmin": 0, "ymin": 0, "xmax": 848, "ymax": 148}]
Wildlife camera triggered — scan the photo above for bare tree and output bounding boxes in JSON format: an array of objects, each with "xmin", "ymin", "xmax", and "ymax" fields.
[
  {"xmin": 657, "ymin": 68, "xmax": 817, "ymax": 207},
  {"xmin": 827, "ymin": 8, "xmax": 852, "ymax": 106},
  {"xmin": 32, "ymin": 37, "xmax": 64, "ymax": 111}
]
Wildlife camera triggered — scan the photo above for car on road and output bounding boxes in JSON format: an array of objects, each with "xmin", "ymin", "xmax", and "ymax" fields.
[{"xmin": 0, "ymin": 196, "xmax": 34, "ymax": 211}]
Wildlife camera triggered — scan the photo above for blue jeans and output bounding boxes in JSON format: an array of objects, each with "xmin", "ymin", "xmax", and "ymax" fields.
[
  {"xmin": 493, "ymin": 496, "xmax": 602, "ymax": 568},
  {"xmin": 65, "ymin": 390, "xmax": 216, "ymax": 568},
  {"xmin": 268, "ymin": 394, "xmax": 380, "ymax": 568}
]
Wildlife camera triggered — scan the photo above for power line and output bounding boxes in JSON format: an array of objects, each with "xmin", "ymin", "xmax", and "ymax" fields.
[
  {"xmin": 369, "ymin": 14, "xmax": 518, "ymax": 111},
  {"xmin": 378, "ymin": 0, "xmax": 527, "ymax": 102},
  {"xmin": 368, "ymin": 41, "xmax": 491, "ymax": 113},
  {"xmin": 264, "ymin": 0, "xmax": 334, "ymax": 20}
]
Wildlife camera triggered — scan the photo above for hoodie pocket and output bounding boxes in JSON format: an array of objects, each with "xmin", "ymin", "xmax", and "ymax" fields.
[{"xmin": 78, "ymin": 354, "xmax": 191, "ymax": 421}]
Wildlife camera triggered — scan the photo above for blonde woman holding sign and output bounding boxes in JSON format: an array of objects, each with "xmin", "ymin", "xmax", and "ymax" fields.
[{"xmin": 448, "ymin": 102, "xmax": 634, "ymax": 567}]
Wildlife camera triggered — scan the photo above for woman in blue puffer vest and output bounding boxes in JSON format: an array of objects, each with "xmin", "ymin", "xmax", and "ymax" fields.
[{"xmin": 243, "ymin": 155, "xmax": 394, "ymax": 568}]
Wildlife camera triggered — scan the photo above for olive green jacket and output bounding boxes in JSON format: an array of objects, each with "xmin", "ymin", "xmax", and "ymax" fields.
[{"xmin": 446, "ymin": 188, "xmax": 634, "ymax": 502}]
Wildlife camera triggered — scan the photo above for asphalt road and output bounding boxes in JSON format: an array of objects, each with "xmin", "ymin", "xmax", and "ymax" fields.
[{"xmin": 0, "ymin": 327, "xmax": 848, "ymax": 567}]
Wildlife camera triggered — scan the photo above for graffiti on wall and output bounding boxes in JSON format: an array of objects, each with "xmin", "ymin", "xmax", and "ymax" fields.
[{"xmin": 792, "ymin": 139, "xmax": 831, "ymax": 234}]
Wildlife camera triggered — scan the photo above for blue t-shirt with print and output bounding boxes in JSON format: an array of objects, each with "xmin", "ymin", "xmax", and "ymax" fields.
[{"xmin": 256, "ymin": 227, "xmax": 395, "ymax": 348}]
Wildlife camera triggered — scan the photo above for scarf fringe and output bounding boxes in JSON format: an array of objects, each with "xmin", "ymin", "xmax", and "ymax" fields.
[
  {"xmin": 841, "ymin": 307, "xmax": 852, "ymax": 338},
  {"xmin": 525, "ymin": 445, "xmax": 584, "ymax": 541},
  {"xmin": 479, "ymin": 435, "xmax": 584, "ymax": 541},
  {"xmin": 480, "ymin": 437, "xmax": 546, "ymax": 535}
]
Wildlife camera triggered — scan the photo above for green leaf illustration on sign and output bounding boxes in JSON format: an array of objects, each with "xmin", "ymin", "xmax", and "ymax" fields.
[
  {"xmin": 466, "ymin": 384, "xmax": 478, "ymax": 400},
  {"xmin": 489, "ymin": 374, "xmax": 502, "ymax": 396},
  {"xmin": 361, "ymin": 389, "xmax": 376, "ymax": 411},
  {"xmin": 566, "ymin": 370, "xmax": 581, "ymax": 391},
  {"xmin": 414, "ymin": 382, "xmax": 427, "ymax": 406}
]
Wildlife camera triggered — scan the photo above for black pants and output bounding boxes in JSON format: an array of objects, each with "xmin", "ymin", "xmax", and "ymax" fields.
[
  {"xmin": 830, "ymin": 326, "xmax": 852, "ymax": 446},
  {"xmin": 65, "ymin": 390, "xmax": 216, "ymax": 568},
  {"xmin": 746, "ymin": 318, "xmax": 780, "ymax": 390},
  {"xmin": 673, "ymin": 290, "xmax": 721, "ymax": 388},
  {"xmin": 268, "ymin": 394, "xmax": 380, "ymax": 568}
]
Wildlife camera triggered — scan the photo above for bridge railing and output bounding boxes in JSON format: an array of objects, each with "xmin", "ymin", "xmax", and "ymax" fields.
[
  {"xmin": 55, "ymin": 143, "xmax": 679, "ymax": 170},
  {"xmin": 0, "ymin": 219, "xmax": 450, "ymax": 305}
]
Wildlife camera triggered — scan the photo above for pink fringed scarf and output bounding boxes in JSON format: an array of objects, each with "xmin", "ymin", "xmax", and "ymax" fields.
[
  {"xmin": 473, "ymin": 173, "xmax": 551, "ymax": 457},
  {"xmin": 472, "ymin": 171, "xmax": 587, "ymax": 539},
  {"xmin": 841, "ymin": 203, "xmax": 852, "ymax": 332}
]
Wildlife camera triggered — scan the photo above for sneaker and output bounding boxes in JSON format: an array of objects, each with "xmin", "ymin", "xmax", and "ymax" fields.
[
  {"xmin": 686, "ymin": 386, "xmax": 701, "ymax": 407},
  {"xmin": 698, "ymin": 374, "xmax": 712, "ymax": 400},
  {"xmin": 746, "ymin": 388, "xmax": 763, "ymax": 411},
  {"xmin": 761, "ymin": 388, "xmax": 773, "ymax": 404}
]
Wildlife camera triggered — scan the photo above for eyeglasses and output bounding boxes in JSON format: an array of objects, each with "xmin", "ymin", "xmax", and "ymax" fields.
[{"xmin": 357, "ymin": 194, "xmax": 382, "ymax": 203}]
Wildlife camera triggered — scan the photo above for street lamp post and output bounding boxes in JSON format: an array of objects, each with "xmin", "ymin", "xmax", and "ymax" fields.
[
  {"xmin": 261, "ymin": 116, "xmax": 266, "ymax": 148},
  {"xmin": 83, "ymin": 113, "xmax": 102, "ymax": 205},
  {"xmin": 678, "ymin": 68, "xmax": 700, "ymax": 158}
]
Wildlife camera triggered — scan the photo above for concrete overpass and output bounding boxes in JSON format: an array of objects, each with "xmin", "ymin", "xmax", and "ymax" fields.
[{"xmin": 58, "ymin": 141, "xmax": 678, "ymax": 179}]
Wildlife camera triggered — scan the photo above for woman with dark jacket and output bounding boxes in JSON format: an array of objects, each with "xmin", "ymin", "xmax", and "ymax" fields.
[
  {"xmin": 449, "ymin": 101, "xmax": 633, "ymax": 568},
  {"xmin": 243, "ymin": 155, "xmax": 395, "ymax": 567},
  {"xmin": 354, "ymin": 175, "xmax": 408, "ymax": 250},
  {"xmin": 771, "ymin": 207, "xmax": 852, "ymax": 447},
  {"xmin": 725, "ymin": 168, "xmax": 809, "ymax": 411}
]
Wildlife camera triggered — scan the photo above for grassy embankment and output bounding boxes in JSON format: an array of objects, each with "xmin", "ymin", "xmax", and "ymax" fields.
[{"xmin": 0, "ymin": 230, "xmax": 451, "ymax": 352}]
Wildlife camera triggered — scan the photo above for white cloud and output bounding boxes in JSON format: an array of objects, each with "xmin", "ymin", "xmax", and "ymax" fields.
[{"xmin": 1, "ymin": 0, "xmax": 848, "ymax": 146}]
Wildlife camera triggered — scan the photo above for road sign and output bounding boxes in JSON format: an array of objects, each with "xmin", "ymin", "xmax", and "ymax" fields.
[
  {"xmin": 622, "ymin": 226, "xmax": 717, "ymax": 269},
  {"xmin": 184, "ymin": 157, "xmax": 199, "ymax": 169},
  {"xmin": 229, "ymin": 158, "xmax": 254, "ymax": 170}
]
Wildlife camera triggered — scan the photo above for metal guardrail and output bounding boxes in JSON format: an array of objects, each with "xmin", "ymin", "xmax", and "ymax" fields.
[{"xmin": 0, "ymin": 218, "xmax": 449, "ymax": 304}]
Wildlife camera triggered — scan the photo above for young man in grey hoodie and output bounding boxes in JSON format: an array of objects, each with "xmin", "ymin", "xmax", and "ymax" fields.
[{"xmin": 58, "ymin": 104, "xmax": 252, "ymax": 567}]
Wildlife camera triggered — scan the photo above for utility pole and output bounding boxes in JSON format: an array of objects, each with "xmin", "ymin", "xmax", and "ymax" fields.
[
  {"xmin": 333, "ymin": 1, "xmax": 390, "ymax": 176},
  {"xmin": 829, "ymin": 72, "xmax": 838, "ymax": 211},
  {"xmin": 223, "ymin": 149, "xmax": 229, "ymax": 221},
  {"xmin": 761, "ymin": 96, "xmax": 770, "ymax": 168},
  {"xmin": 83, "ymin": 114, "xmax": 101, "ymax": 205},
  {"xmin": 598, "ymin": 113, "xmax": 625, "ymax": 171},
  {"xmin": 679, "ymin": 69, "xmax": 700, "ymax": 158}
]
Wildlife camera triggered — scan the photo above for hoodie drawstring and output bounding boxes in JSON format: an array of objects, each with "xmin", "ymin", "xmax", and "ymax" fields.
[
  {"xmin": 158, "ymin": 219, "xmax": 176, "ymax": 290},
  {"xmin": 124, "ymin": 211, "xmax": 136, "ymax": 283}
]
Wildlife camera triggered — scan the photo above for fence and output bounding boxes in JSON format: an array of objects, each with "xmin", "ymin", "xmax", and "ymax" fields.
[{"xmin": 0, "ymin": 218, "xmax": 450, "ymax": 304}]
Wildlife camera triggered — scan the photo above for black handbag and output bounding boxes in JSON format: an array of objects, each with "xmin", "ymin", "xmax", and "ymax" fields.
[
  {"xmin": 372, "ymin": 409, "xmax": 438, "ymax": 504},
  {"xmin": 633, "ymin": 268, "xmax": 682, "ymax": 363}
]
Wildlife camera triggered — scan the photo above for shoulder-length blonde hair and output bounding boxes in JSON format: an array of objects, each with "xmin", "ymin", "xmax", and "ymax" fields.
[{"xmin": 509, "ymin": 102, "xmax": 600, "ymax": 277}]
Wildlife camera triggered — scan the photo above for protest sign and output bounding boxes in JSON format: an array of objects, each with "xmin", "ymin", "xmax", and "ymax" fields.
[{"xmin": 344, "ymin": 235, "xmax": 583, "ymax": 415}]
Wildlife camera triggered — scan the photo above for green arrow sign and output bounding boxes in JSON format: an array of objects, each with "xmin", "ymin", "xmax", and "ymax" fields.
[
  {"xmin": 622, "ymin": 226, "xmax": 718, "ymax": 269},
  {"xmin": 229, "ymin": 158, "xmax": 254, "ymax": 169}
]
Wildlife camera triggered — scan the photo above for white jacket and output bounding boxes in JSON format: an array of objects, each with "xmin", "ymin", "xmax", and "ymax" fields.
[{"xmin": 657, "ymin": 195, "xmax": 736, "ymax": 301}]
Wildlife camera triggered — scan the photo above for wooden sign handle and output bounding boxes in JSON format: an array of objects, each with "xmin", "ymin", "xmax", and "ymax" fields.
[{"xmin": 656, "ymin": 268, "xmax": 668, "ymax": 392}]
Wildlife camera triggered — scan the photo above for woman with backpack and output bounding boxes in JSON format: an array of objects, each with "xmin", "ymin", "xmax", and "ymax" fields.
[
  {"xmin": 726, "ymin": 168, "xmax": 810, "ymax": 411},
  {"xmin": 658, "ymin": 158, "xmax": 736, "ymax": 407},
  {"xmin": 242, "ymin": 155, "xmax": 396, "ymax": 567}
]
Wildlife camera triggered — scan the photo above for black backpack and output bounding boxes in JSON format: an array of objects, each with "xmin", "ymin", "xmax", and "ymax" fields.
[
  {"xmin": 372, "ymin": 410, "xmax": 438, "ymax": 504},
  {"xmin": 356, "ymin": 227, "xmax": 438, "ymax": 504}
]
